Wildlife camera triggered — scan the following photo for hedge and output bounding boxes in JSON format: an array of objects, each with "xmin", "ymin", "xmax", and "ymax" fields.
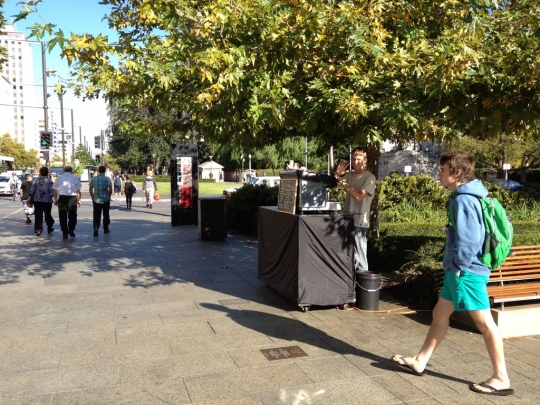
[
  {"xmin": 370, "ymin": 221, "xmax": 540, "ymax": 273},
  {"xmin": 130, "ymin": 175, "xmax": 170, "ymax": 182}
]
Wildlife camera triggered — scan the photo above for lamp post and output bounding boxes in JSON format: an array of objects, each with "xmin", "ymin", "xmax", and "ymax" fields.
[
  {"xmin": 503, "ymin": 163, "xmax": 511, "ymax": 180},
  {"xmin": 241, "ymin": 155, "xmax": 245, "ymax": 183},
  {"xmin": 248, "ymin": 154, "xmax": 252, "ymax": 179},
  {"xmin": 152, "ymin": 153, "xmax": 156, "ymax": 173}
]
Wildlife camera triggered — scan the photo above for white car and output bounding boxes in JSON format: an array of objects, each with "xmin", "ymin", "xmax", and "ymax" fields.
[
  {"xmin": 223, "ymin": 176, "xmax": 281, "ymax": 195},
  {"xmin": 0, "ymin": 175, "xmax": 25, "ymax": 195}
]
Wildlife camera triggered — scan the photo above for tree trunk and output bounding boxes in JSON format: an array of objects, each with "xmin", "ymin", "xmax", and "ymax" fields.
[{"xmin": 366, "ymin": 145, "xmax": 381, "ymax": 237}]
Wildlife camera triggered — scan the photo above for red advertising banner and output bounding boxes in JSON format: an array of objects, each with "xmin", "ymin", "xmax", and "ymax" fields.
[{"xmin": 180, "ymin": 185, "xmax": 192, "ymax": 208}]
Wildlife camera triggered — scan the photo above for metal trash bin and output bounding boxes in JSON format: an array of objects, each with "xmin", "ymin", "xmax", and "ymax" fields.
[
  {"xmin": 355, "ymin": 271, "xmax": 382, "ymax": 310},
  {"xmin": 198, "ymin": 196, "xmax": 227, "ymax": 240}
]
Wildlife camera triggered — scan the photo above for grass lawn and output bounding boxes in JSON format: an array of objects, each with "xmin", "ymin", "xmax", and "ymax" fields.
[{"xmin": 155, "ymin": 181, "xmax": 236, "ymax": 196}]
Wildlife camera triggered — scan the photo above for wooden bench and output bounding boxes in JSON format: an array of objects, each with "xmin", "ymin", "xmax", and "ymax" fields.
[{"xmin": 487, "ymin": 245, "xmax": 540, "ymax": 310}]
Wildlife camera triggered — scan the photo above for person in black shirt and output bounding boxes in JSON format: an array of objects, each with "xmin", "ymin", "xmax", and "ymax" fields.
[{"xmin": 19, "ymin": 174, "xmax": 34, "ymax": 224}]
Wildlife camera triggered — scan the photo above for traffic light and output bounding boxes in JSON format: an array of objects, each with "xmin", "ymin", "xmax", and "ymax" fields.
[
  {"xmin": 95, "ymin": 155, "xmax": 101, "ymax": 164},
  {"xmin": 94, "ymin": 136, "xmax": 101, "ymax": 149},
  {"xmin": 39, "ymin": 131, "xmax": 52, "ymax": 148}
]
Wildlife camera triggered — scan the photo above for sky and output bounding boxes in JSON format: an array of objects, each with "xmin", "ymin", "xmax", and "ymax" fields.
[{"xmin": 4, "ymin": 0, "xmax": 117, "ymax": 154}]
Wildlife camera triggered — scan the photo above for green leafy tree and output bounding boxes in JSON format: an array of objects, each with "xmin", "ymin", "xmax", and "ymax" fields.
[
  {"xmin": 0, "ymin": 133, "xmax": 39, "ymax": 169},
  {"xmin": 74, "ymin": 144, "xmax": 93, "ymax": 166},
  {"xmin": 16, "ymin": 0, "xmax": 540, "ymax": 153},
  {"xmin": 0, "ymin": 0, "xmax": 8, "ymax": 70},
  {"xmin": 452, "ymin": 135, "xmax": 540, "ymax": 183}
]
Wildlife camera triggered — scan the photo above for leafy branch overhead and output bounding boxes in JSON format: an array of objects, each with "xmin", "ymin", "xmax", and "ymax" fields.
[{"xmin": 13, "ymin": 0, "xmax": 540, "ymax": 147}]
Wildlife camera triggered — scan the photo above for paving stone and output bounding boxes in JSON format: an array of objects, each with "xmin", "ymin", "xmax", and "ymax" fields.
[
  {"xmin": 1, "ymin": 393, "xmax": 53, "ymax": 405},
  {"xmin": 1, "ymin": 199, "xmax": 539, "ymax": 403},
  {"xmin": 258, "ymin": 377, "xmax": 402, "ymax": 405},
  {"xmin": 183, "ymin": 363, "xmax": 312, "ymax": 403}
]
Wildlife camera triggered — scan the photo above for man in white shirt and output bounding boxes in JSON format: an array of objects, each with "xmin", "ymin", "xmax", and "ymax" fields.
[
  {"xmin": 8, "ymin": 172, "xmax": 21, "ymax": 201},
  {"xmin": 53, "ymin": 166, "xmax": 82, "ymax": 239}
]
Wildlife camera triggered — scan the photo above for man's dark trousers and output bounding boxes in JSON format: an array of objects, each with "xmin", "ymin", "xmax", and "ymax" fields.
[
  {"xmin": 93, "ymin": 200, "xmax": 110, "ymax": 231},
  {"xmin": 58, "ymin": 195, "xmax": 78, "ymax": 235}
]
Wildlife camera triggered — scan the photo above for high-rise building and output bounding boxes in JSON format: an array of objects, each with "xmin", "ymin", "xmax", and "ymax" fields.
[
  {"xmin": 0, "ymin": 75, "xmax": 15, "ymax": 137},
  {"xmin": 0, "ymin": 25, "xmax": 39, "ymax": 152}
]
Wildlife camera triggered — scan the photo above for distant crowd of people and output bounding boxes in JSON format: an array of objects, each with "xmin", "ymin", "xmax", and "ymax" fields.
[{"xmin": 9, "ymin": 166, "xmax": 158, "ymax": 238}]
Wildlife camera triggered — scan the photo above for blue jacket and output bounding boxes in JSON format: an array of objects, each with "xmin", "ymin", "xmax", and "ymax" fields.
[{"xmin": 443, "ymin": 179, "xmax": 490, "ymax": 277}]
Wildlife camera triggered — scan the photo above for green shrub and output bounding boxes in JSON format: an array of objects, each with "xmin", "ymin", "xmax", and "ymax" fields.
[
  {"xmin": 378, "ymin": 174, "xmax": 449, "ymax": 210},
  {"xmin": 199, "ymin": 178, "xmax": 216, "ymax": 183},
  {"xmin": 226, "ymin": 184, "xmax": 279, "ymax": 235},
  {"xmin": 373, "ymin": 221, "xmax": 540, "ymax": 307}
]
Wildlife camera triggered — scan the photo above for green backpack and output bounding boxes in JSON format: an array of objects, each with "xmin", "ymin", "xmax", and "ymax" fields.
[{"xmin": 448, "ymin": 195, "xmax": 513, "ymax": 270}]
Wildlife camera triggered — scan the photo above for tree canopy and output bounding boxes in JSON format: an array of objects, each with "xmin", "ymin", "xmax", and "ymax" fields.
[
  {"xmin": 14, "ymin": 0, "xmax": 540, "ymax": 150},
  {"xmin": 0, "ymin": 0, "xmax": 7, "ymax": 68},
  {"xmin": 0, "ymin": 133, "xmax": 39, "ymax": 168}
]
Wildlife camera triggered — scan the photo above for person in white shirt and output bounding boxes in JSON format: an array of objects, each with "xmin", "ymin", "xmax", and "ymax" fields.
[
  {"xmin": 52, "ymin": 166, "xmax": 82, "ymax": 239},
  {"xmin": 8, "ymin": 172, "xmax": 22, "ymax": 201}
]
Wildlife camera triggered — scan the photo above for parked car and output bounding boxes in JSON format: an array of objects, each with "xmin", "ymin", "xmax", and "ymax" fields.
[
  {"xmin": 223, "ymin": 176, "xmax": 281, "ymax": 195},
  {"xmin": 491, "ymin": 179, "xmax": 522, "ymax": 191}
]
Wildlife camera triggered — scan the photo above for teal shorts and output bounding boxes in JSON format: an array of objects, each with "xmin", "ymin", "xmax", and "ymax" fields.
[{"xmin": 440, "ymin": 270, "xmax": 490, "ymax": 312}]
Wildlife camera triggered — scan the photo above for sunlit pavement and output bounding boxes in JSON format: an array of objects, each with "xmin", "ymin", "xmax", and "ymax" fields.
[{"xmin": 0, "ymin": 194, "xmax": 539, "ymax": 404}]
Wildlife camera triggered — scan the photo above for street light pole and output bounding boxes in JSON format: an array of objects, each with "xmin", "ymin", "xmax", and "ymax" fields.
[
  {"xmin": 241, "ymin": 155, "xmax": 244, "ymax": 183},
  {"xmin": 41, "ymin": 42, "xmax": 49, "ymax": 133},
  {"xmin": 71, "ymin": 110, "xmax": 75, "ymax": 163},
  {"xmin": 249, "ymin": 154, "xmax": 251, "ymax": 178},
  {"xmin": 60, "ymin": 91, "xmax": 66, "ymax": 167}
]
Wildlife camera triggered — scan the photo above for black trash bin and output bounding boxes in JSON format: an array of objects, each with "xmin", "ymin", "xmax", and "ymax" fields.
[
  {"xmin": 198, "ymin": 196, "xmax": 227, "ymax": 240},
  {"xmin": 355, "ymin": 271, "xmax": 382, "ymax": 310}
]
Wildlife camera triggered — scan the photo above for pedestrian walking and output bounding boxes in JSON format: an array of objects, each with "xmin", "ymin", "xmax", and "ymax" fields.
[
  {"xmin": 19, "ymin": 174, "xmax": 34, "ymax": 224},
  {"xmin": 28, "ymin": 167, "xmax": 55, "ymax": 237},
  {"xmin": 142, "ymin": 170, "xmax": 157, "ymax": 209},
  {"xmin": 88, "ymin": 165, "xmax": 113, "ymax": 237},
  {"xmin": 123, "ymin": 174, "xmax": 136, "ymax": 210},
  {"xmin": 52, "ymin": 166, "xmax": 82, "ymax": 239},
  {"xmin": 113, "ymin": 172, "xmax": 122, "ymax": 202},
  {"xmin": 8, "ymin": 172, "xmax": 21, "ymax": 201},
  {"xmin": 392, "ymin": 151, "xmax": 513, "ymax": 396}
]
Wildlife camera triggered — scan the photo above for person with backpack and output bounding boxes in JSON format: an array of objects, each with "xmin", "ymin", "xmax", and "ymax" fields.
[
  {"xmin": 122, "ymin": 174, "xmax": 137, "ymax": 210},
  {"xmin": 113, "ymin": 172, "xmax": 122, "ymax": 202},
  {"xmin": 142, "ymin": 170, "xmax": 157, "ymax": 209},
  {"xmin": 28, "ymin": 167, "xmax": 55, "ymax": 237},
  {"xmin": 392, "ymin": 151, "xmax": 513, "ymax": 396}
]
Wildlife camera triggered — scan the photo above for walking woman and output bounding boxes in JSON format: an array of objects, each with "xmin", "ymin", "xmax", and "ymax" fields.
[
  {"xmin": 29, "ymin": 167, "xmax": 55, "ymax": 236},
  {"xmin": 123, "ymin": 174, "xmax": 137, "ymax": 210},
  {"xmin": 142, "ymin": 170, "xmax": 157, "ymax": 209}
]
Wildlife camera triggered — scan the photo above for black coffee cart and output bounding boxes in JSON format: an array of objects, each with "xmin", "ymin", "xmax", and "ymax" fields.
[{"xmin": 258, "ymin": 171, "xmax": 355, "ymax": 311}]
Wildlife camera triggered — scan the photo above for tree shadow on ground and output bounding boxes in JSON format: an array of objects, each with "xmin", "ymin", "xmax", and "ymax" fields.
[{"xmin": 198, "ymin": 302, "xmax": 473, "ymax": 387}]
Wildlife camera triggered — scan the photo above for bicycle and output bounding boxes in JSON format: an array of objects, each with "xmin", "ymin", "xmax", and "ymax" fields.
[{"xmin": 10, "ymin": 184, "xmax": 19, "ymax": 201}]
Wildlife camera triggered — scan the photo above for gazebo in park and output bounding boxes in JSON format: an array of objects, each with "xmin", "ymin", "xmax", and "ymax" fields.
[{"xmin": 199, "ymin": 156, "xmax": 224, "ymax": 182}]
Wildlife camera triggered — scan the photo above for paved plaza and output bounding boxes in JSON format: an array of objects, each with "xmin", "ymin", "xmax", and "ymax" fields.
[{"xmin": 0, "ymin": 190, "xmax": 539, "ymax": 404}]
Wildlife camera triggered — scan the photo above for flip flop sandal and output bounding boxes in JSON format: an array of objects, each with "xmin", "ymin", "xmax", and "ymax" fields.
[
  {"xmin": 391, "ymin": 356, "xmax": 426, "ymax": 376},
  {"xmin": 470, "ymin": 382, "xmax": 514, "ymax": 396}
]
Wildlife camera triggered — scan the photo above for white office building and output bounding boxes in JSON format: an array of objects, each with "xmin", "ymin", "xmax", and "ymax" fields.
[
  {"xmin": 0, "ymin": 25, "xmax": 40, "ymax": 152},
  {"xmin": 0, "ymin": 75, "xmax": 15, "ymax": 137}
]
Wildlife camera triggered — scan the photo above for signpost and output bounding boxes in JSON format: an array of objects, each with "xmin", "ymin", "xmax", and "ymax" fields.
[{"xmin": 503, "ymin": 163, "xmax": 511, "ymax": 180}]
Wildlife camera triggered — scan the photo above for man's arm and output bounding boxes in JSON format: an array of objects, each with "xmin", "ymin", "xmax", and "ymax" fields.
[
  {"xmin": 88, "ymin": 185, "xmax": 94, "ymax": 200},
  {"xmin": 76, "ymin": 189, "xmax": 82, "ymax": 206},
  {"xmin": 53, "ymin": 189, "xmax": 59, "ymax": 205},
  {"xmin": 338, "ymin": 178, "xmax": 370, "ymax": 203},
  {"xmin": 107, "ymin": 186, "xmax": 113, "ymax": 197}
]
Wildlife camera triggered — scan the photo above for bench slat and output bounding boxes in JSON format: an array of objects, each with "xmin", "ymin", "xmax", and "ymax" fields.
[{"xmin": 487, "ymin": 245, "xmax": 540, "ymax": 306}]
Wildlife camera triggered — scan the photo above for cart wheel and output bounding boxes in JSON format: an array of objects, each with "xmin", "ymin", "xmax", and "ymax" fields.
[
  {"xmin": 301, "ymin": 306, "xmax": 310, "ymax": 312},
  {"xmin": 339, "ymin": 304, "xmax": 347, "ymax": 310}
]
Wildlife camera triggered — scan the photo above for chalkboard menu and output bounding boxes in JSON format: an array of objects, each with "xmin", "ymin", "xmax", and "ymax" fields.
[{"xmin": 278, "ymin": 179, "xmax": 298, "ymax": 214}]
